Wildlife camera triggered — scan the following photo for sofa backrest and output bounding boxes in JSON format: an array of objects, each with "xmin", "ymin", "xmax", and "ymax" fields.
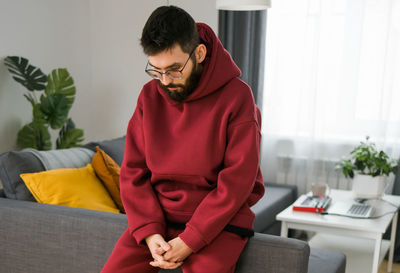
[{"xmin": 0, "ymin": 136, "xmax": 126, "ymax": 201}]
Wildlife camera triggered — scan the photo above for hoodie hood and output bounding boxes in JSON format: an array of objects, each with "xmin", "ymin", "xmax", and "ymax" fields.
[{"xmin": 156, "ymin": 23, "xmax": 241, "ymax": 104}]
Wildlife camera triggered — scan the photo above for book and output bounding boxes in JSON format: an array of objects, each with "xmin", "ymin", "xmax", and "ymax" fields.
[{"xmin": 292, "ymin": 196, "xmax": 332, "ymax": 213}]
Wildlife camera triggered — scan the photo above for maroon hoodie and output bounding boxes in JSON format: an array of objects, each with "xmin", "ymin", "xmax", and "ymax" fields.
[{"xmin": 120, "ymin": 23, "xmax": 265, "ymax": 253}]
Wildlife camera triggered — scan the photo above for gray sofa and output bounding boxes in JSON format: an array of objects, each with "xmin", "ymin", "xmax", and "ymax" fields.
[{"xmin": 0, "ymin": 137, "xmax": 346, "ymax": 273}]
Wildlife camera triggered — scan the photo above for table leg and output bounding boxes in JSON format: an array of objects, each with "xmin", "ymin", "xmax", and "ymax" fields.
[
  {"xmin": 388, "ymin": 212, "xmax": 398, "ymax": 273},
  {"xmin": 280, "ymin": 221, "xmax": 288, "ymax": 237},
  {"xmin": 372, "ymin": 234, "xmax": 382, "ymax": 273}
]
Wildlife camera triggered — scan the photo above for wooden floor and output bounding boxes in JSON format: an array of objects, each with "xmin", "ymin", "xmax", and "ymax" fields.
[{"xmin": 379, "ymin": 260, "xmax": 400, "ymax": 273}]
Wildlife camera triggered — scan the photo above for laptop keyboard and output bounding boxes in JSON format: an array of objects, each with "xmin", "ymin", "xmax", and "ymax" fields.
[{"xmin": 347, "ymin": 204, "xmax": 371, "ymax": 216}]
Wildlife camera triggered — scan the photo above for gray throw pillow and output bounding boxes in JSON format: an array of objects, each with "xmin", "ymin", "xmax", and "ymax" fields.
[
  {"xmin": 0, "ymin": 151, "xmax": 45, "ymax": 200},
  {"xmin": 23, "ymin": 148, "xmax": 94, "ymax": 170},
  {"xmin": 83, "ymin": 136, "xmax": 125, "ymax": 166}
]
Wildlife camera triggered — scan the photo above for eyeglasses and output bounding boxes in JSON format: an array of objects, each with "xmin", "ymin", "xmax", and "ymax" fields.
[{"xmin": 145, "ymin": 47, "xmax": 197, "ymax": 80}]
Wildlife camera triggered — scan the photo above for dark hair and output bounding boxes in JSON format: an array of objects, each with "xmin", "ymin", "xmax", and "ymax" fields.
[{"xmin": 140, "ymin": 6, "xmax": 200, "ymax": 56}]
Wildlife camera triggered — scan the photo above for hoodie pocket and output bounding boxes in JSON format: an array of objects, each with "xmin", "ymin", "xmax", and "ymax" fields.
[{"xmin": 152, "ymin": 173, "xmax": 214, "ymax": 214}]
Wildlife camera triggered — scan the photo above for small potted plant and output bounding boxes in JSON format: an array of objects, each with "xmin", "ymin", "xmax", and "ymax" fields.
[{"xmin": 336, "ymin": 136, "xmax": 399, "ymax": 198}]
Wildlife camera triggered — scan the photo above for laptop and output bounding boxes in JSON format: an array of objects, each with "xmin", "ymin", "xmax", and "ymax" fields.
[{"xmin": 326, "ymin": 200, "xmax": 374, "ymax": 218}]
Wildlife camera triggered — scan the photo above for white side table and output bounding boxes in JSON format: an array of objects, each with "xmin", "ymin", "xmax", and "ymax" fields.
[{"xmin": 276, "ymin": 189, "xmax": 400, "ymax": 273}]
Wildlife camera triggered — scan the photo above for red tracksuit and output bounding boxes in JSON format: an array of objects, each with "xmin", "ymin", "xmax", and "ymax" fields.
[{"xmin": 101, "ymin": 23, "xmax": 264, "ymax": 273}]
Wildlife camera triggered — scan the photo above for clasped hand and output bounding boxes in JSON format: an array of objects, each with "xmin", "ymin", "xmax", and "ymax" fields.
[{"xmin": 145, "ymin": 234, "xmax": 193, "ymax": 269}]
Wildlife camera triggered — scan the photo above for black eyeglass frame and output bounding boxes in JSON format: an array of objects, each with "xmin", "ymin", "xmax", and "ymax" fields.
[{"xmin": 145, "ymin": 46, "xmax": 197, "ymax": 80}]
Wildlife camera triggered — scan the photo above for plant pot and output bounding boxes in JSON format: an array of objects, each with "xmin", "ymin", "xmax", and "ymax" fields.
[{"xmin": 352, "ymin": 173, "xmax": 386, "ymax": 199}]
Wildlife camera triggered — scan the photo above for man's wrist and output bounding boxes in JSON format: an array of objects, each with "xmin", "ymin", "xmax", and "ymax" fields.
[{"xmin": 145, "ymin": 233, "xmax": 161, "ymax": 245}]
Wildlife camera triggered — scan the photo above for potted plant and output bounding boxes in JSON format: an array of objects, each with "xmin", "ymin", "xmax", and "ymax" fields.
[
  {"xmin": 336, "ymin": 136, "xmax": 399, "ymax": 198},
  {"xmin": 4, "ymin": 56, "xmax": 85, "ymax": 150}
]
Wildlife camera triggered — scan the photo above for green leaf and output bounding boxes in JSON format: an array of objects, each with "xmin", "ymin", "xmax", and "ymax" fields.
[
  {"xmin": 40, "ymin": 93, "xmax": 70, "ymax": 129},
  {"xmin": 44, "ymin": 68, "xmax": 76, "ymax": 108},
  {"xmin": 342, "ymin": 168, "xmax": 349, "ymax": 178},
  {"xmin": 4, "ymin": 56, "xmax": 47, "ymax": 91},
  {"xmin": 32, "ymin": 104, "xmax": 46, "ymax": 125},
  {"xmin": 23, "ymin": 93, "xmax": 36, "ymax": 107},
  {"xmin": 56, "ymin": 118, "xmax": 84, "ymax": 149},
  {"xmin": 17, "ymin": 122, "xmax": 51, "ymax": 150}
]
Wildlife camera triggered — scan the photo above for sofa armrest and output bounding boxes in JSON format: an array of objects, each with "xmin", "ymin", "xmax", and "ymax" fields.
[
  {"xmin": 160, "ymin": 233, "xmax": 310, "ymax": 273},
  {"xmin": 235, "ymin": 233, "xmax": 310, "ymax": 273},
  {"xmin": 265, "ymin": 182, "xmax": 298, "ymax": 200},
  {"xmin": 0, "ymin": 197, "xmax": 128, "ymax": 273}
]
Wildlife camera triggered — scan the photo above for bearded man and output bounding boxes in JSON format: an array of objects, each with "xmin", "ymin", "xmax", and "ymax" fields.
[{"xmin": 101, "ymin": 5, "xmax": 264, "ymax": 273}]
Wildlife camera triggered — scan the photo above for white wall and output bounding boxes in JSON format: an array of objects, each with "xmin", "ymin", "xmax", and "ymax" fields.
[
  {"xmin": 0, "ymin": 0, "xmax": 92, "ymax": 153},
  {"xmin": 0, "ymin": 0, "xmax": 217, "ymax": 153}
]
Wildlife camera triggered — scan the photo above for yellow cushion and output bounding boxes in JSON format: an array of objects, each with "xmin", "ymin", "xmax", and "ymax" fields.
[
  {"xmin": 20, "ymin": 164, "xmax": 120, "ymax": 213},
  {"xmin": 92, "ymin": 146, "xmax": 125, "ymax": 213}
]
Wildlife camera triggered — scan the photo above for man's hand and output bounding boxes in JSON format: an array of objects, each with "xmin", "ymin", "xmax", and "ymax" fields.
[
  {"xmin": 163, "ymin": 237, "xmax": 193, "ymax": 263},
  {"xmin": 145, "ymin": 234, "xmax": 183, "ymax": 269}
]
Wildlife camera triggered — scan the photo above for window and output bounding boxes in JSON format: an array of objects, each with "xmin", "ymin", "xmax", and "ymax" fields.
[{"xmin": 262, "ymin": 0, "xmax": 400, "ymax": 142}]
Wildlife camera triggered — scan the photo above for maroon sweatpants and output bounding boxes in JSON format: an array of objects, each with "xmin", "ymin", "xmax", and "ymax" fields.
[{"xmin": 101, "ymin": 227, "xmax": 248, "ymax": 273}]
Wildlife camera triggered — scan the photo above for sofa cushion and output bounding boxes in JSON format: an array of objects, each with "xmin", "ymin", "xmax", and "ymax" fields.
[
  {"xmin": 20, "ymin": 164, "xmax": 120, "ymax": 213},
  {"xmin": 92, "ymin": 146, "xmax": 124, "ymax": 213},
  {"xmin": 83, "ymin": 136, "xmax": 125, "ymax": 166},
  {"xmin": 308, "ymin": 247, "xmax": 346, "ymax": 273},
  {"xmin": 0, "ymin": 150, "xmax": 45, "ymax": 201},
  {"xmin": 0, "ymin": 196, "xmax": 128, "ymax": 273},
  {"xmin": 251, "ymin": 183, "xmax": 297, "ymax": 233}
]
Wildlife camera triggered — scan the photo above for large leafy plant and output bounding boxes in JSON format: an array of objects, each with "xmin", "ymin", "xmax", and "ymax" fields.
[
  {"xmin": 4, "ymin": 56, "xmax": 84, "ymax": 150},
  {"xmin": 336, "ymin": 136, "xmax": 399, "ymax": 178}
]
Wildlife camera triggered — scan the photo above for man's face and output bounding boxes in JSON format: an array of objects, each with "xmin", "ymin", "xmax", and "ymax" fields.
[{"xmin": 147, "ymin": 44, "xmax": 203, "ymax": 102}]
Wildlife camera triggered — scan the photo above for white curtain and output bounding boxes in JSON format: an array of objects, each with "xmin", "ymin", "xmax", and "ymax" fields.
[{"xmin": 261, "ymin": 0, "xmax": 400, "ymax": 195}]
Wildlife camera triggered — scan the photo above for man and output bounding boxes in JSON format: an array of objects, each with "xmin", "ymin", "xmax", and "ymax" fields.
[{"xmin": 101, "ymin": 5, "xmax": 264, "ymax": 273}]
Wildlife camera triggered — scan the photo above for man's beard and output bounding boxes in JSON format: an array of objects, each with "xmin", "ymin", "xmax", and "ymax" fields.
[{"xmin": 158, "ymin": 60, "xmax": 203, "ymax": 102}]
